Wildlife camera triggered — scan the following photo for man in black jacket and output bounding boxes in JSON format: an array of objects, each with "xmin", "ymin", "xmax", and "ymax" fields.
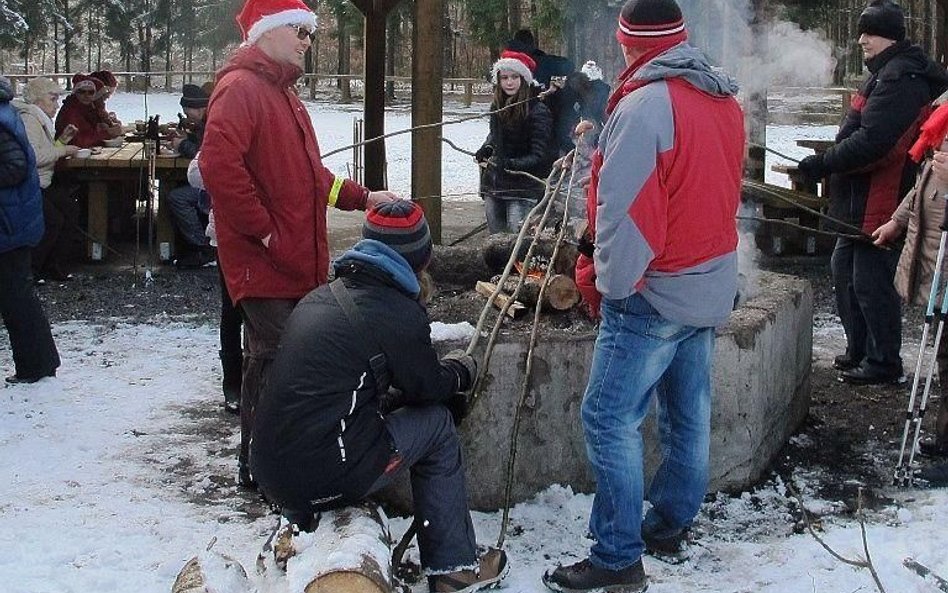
[
  {"xmin": 251, "ymin": 200, "xmax": 508, "ymax": 593},
  {"xmin": 799, "ymin": 0, "xmax": 948, "ymax": 385},
  {"xmin": 168, "ymin": 83, "xmax": 213, "ymax": 269}
]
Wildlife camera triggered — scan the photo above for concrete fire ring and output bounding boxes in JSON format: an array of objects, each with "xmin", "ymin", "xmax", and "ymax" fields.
[{"xmin": 387, "ymin": 271, "xmax": 812, "ymax": 511}]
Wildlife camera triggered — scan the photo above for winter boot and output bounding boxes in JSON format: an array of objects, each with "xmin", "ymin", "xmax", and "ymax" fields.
[
  {"xmin": 428, "ymin": 548, "xmax": 509, "ymax": 593},
  {"xmin": 543, "ymin": 557, "xmax": 647, "ymax": 593},
  {"xmin": 643, "ymin": 529, "xmax": 690, "ymax": 564},
  {"xmin": 220, "ymin": 349, "xmax": 243, "ymax": 415}
]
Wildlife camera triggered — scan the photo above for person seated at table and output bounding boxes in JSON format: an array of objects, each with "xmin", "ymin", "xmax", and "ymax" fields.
[
  {"xmin": 168, "ymin": 84, "xmax": 214, "ymax": 268},
  {"xmin": 90, "ymin": 70, "xmax": 121, "ymax": 130},
  {"xmin": 55, "ymin": 74, "xmax": 122, "ymax": 148},
  {"xmin": 13, "ymin": 77, "xmax": 80, "ymax": 282},
  {"xmin": 171, "ymin": 83, "xmax": 209, "ymax": 159}
]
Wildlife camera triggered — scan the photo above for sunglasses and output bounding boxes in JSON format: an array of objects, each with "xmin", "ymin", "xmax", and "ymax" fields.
[{"xmin": 289, "ymin": 24, "xmax": 316, "ymax": 42}]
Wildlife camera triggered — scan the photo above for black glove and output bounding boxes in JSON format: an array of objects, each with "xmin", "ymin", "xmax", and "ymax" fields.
[
  {"xmin": 445, "ymin": 391, "xmax": 470, "ymax": 426},
  {"xmin": 442, "ymin": 349, "xmax": 478, "ymax": 393},
  {"xmin": 474, "ymin": 145, "xmax": 493, "ymax": 164},
  {"xmin": 797, "ymin": 154, "xmax": 827, "ymax": 183},
  {"xmin": 577, "ymin": 232, "xmax": 595, "ymax": 258}
]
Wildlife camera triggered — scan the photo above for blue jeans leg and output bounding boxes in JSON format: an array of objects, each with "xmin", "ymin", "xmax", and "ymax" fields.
[
  {"xmin": 366, "ymin": 405, "xmax": 477, "ymax": 572},
  {"xmin": 581, "ymin": 293, "xmax": 713, "ymax": 570}
]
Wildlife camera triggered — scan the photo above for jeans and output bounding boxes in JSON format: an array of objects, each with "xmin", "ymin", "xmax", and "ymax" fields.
[
  {"xmin": 367, "ymin": 405, "xmax": 477, "ymax": 572},
  {"xmin": 167, "ymin": 186, "xmax": 210, "ymax": 247},
  {"xmin": 830, "ymin": 238, "xmax": 902, "ymax": 373},
  {"xmin": 582, "ymin": 293, "xmax": 713, "ymax": 570},
  {"xmin": 484, "ymin": 196, "xmax": 534, "ymax": 234}
]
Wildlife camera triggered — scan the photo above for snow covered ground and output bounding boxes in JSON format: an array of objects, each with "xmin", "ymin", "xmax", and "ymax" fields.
[
  {"xmin": 2, "ymin": 318, "xmax": 948, "ymax": 593},
  {"xmin": 3, "ymin": 92, "xmax": 943, "ymax": 593}
]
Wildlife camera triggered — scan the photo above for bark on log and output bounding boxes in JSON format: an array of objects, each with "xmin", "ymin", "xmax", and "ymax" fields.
[
  {"xmin": 428, "ymin": 243, "xmax": 492, "ymax": 286},
  {"xmin": 429, "ymin": 234, "xmax": 579, "ymax": 287},
  {"xmin": 482, "ymin": 233, "xmax": 579, "ymax": 278},
  {"xmin": 263, "ymin": 504, "xmax": 392, "ymax": 593},
  {"xmin": 494, "ymin": 274, "xmax": 581, "ymax": 311},
  {"xmin": 171, "ymin": 551, "xmax": 251, "ymax": 593}
]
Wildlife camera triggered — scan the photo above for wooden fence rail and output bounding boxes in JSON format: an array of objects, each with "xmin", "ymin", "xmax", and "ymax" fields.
[{"xmin": 1, "ymin": 71, "xmax": 491, "ymax": 106}]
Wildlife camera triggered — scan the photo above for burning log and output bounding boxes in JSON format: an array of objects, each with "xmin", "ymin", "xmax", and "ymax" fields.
[
  {"xmin": 482, "ymin": 233, "xmax": 578, "ymax": 278},
  {"xmin": 494, "ymin": 274, "xmax": 580, "ymax": 311},
  {"xmin": 475, "ymin": 281, "xmax": 527, "ymax": 318}
]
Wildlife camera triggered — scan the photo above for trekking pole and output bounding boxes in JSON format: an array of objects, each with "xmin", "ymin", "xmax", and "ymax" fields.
[
  {"xmin": 894, "ymin": 226, "xmax": 948, "ymax": 485},
  {"xmin": 901, "ymin": 201, "xmax": 948, "ymax": 484}
]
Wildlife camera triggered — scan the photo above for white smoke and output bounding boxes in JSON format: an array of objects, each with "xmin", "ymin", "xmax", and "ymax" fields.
[{"xmin": 676, "ymin": 1, "xmax": 837, "ymax": 93}]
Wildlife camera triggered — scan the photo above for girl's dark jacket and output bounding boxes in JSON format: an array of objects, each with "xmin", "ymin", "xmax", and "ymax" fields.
[
  {"xmin": 824, "ymin": 40, "xmax": 948, "ymax": 234},
  {"xmin": 250, "ymin": 240, "xmax": 465, "ymax": 512},
  {"xmin": 479, "ymin": 97, "xmax": 555, "ymax": 202}
]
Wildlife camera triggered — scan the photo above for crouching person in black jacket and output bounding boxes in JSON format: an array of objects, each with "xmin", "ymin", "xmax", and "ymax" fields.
[{"xmin": 251, "ymin": 200, "xmax": 508, "ymax": 593}]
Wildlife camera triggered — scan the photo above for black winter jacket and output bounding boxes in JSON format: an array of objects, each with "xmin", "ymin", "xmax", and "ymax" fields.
[
  {"xmin": 824, "ymin": 41, "xmax": 948, "ymax": 233},
  {"xmin": 250, "ymin": 256, "xmax": 464, "ymax": 512},
  {"xmin": 177, "ymin": 119, "xmax": 204, "ymax": 160},
  {"xmin": 479, "ymin": 98, "xmax": 555, "ymax": 202}
]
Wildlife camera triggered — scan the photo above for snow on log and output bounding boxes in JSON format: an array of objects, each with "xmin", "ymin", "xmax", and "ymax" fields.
[
  {"xmin": 277, "ymin": 504, "xmax": 393, "ymax": 593},
  {"xmin": 171, "ymin": 550, "xmax": 252, "ymax": 593}
]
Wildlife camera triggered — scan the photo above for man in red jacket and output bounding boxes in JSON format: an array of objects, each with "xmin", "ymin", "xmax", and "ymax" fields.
[{"xmin": 201, "ymin": 0, "xmax": 397, "ymax": 488}]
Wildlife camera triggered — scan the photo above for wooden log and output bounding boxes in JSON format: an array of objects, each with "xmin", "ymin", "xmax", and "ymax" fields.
[
  {"xmin": 171, "ymin": 550, "xmax": 251, "ymax": 593},
  {"xmin": 495, "ymin": 274, "xmax": 581, "ymax": 311},
  {"xmin": 259, "ymin": 504, "xmax": 393, "ymax": 593},
  {"xmin": 475, "ymin": 281, "xmax": 527, "ymax": 319},
  {"xmin": 428, "ymin": 243, "xmax": 493, "ymax": 287},
  {"xmin": 482, "ymin": 233, "xmax": 578, "ymax": 278}
]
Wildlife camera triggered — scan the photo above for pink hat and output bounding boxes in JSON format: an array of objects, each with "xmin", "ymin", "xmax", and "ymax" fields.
[
  {"xmin": 71, "ymin": 73, "xmax": 103, "ymax": 95},
  {"xmin": 236, "ymin": 0, "xmax": 318, "ymax": 45}
]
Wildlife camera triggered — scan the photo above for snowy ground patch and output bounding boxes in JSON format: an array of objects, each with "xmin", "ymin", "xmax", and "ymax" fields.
[{"xmin": 3, "ymin": 319, "xmax": 948, "ymax": 592}]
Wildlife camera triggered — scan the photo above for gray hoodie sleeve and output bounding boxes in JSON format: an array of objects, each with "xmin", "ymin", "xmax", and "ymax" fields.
[{"xmin": 594, "ymin": 81, "xmax": 675, "ymax": 301}]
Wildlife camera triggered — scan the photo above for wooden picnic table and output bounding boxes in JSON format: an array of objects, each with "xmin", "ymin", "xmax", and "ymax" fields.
[
  {"xmin": 796, "ymin": 138, "xmax": 835, "ymax": 153},
  {"xmin": 60, "ymin": 142, "xmax": 191, "ymax": 261}
]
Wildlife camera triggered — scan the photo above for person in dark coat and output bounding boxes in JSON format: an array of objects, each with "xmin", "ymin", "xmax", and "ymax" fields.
[
  {"xmin": 506, "ymin": 29, "xmax": 578, "ymax": 155},
  {"xmin": 475, "ymin": 50, "xmax": 555, "ymax": 234},
  {"xmin": 168, "ymin": 83, "xmax": 213, "ymax": 269},
  {"xmin": 0, "ymin": 75, "xmax": 60, "ymax": 384},
  {"xmin": 798, "ymin": 0, "xmax": 948, "ymax": 386},
  {"xmin": 251, "ymin": 201, "xmax": 509, "ymax": 593}
]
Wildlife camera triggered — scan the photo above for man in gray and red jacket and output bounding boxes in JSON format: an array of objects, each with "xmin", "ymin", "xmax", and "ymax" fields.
[
  {"xmin": 547, "ymin": 0, "xmax": 744, "ymax": 591},
  {"xmin": 201, "ymin": 0, "xmax": 396, "ymax": 488}
]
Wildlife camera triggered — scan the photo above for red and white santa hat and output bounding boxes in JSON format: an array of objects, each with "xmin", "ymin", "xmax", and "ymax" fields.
[
  {"xmin": 71, "ymin": 73, "xmax": 103, "ymax": 95},
  {"xmin": 491, "ymin": 50, "xmax": 538, "ymax": 86},
  {"xmin": 236, "ymin": 0, "xmax": 318, "ymax": 46}
]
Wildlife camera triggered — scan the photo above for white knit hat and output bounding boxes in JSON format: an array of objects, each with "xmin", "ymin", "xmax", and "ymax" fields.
[
  {"xmin": 581, "ymin": 60, "xmax": 604, "ymax": 81},
  {"xmin": 236, "ymin": 0, "xmax": 318, "ymax": 46},
  {"xmin": 491, "ymin": 50, "xmax": 537, "ymax": 86}
]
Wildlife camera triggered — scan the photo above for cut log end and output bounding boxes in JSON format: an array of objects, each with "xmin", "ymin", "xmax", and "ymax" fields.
[{"xmin": 304, "ymin": 570, "xmax": 389, "ymax": 593}]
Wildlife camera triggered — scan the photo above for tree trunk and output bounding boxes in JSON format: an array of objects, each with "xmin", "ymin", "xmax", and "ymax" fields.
[
  {"xmin": 337, "ymin": 11, "xmax": 352, "ymax": 103},
  {"xmin": 63, "ymin": 0, "xmax": 71, "ymax": 74},
  {"xmin": 507, "ymin": 0, "xmax": 520, "ymax": 37},
  {"xmin": 165, "ymin": 3, "xmax": 174, "ymax": 91},
  {"xmin": 172, "ymin": 552, "xmax": 250, "ymax": 593},
  {"xmin": 385, "ymin": 13, "xmax": 398, "ymax": 103}
]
